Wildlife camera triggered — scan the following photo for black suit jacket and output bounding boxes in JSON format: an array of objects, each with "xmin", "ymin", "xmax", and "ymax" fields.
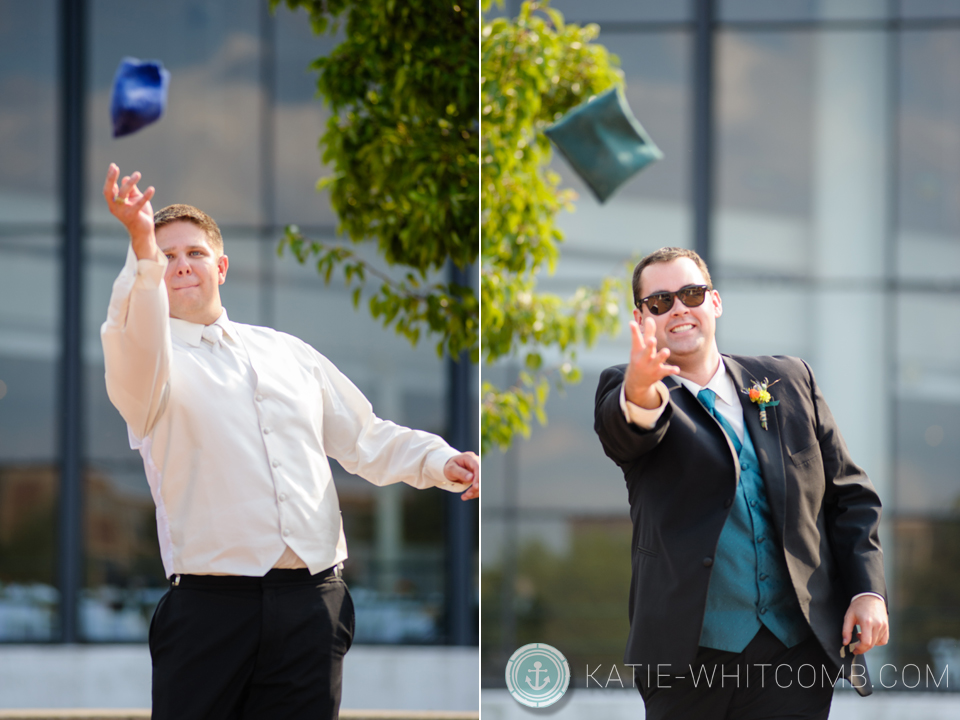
[{"xmin": 594, "ymin": 354, "xmax": 885, "ymax": 696}]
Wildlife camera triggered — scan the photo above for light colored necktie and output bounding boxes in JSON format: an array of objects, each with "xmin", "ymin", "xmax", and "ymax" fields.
[{"xmin": 201, "ymin": 323, "xmax": 224, "ymax": 349}]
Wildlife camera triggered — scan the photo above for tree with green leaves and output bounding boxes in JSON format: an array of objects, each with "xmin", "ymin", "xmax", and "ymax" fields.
[
  {"xmin": 270, "ymin": 0, "xmax": 478, "ymax": 360},
  {"xmin": 481, "ymin": 0, "xmax": 625, "ymax": 452}
]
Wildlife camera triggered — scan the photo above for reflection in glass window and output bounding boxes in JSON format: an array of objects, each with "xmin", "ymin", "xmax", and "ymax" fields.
[
  {"xmin": 893, "ymin": 518, "xmax": 960, "ymax": 687},
  {"xmin": 0, "ymin": 236, "xmax": 60, "ymax": 640}
]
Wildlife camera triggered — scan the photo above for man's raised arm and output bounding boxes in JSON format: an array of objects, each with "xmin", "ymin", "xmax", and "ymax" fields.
[{"xmin": 100, "ymin": 164, "xmax": 171, "ymax": 439}]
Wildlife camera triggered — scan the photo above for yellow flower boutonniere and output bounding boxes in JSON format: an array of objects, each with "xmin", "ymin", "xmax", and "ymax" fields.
[{"xmin": 744, "ymin": 378, "xmax": 780, "ymax": 431}]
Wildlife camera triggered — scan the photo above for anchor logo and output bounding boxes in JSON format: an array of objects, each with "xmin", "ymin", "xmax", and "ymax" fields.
[
  {"xmin": 505, "ymin": 643, "xmax": 570, "ymax": 708},
  {"xmin": 525, "ymin": 661, "xmax": 551, "ymax": 691}
]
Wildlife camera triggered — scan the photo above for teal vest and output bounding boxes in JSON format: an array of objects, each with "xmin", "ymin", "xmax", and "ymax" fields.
[{"xmin": 699, "ymin": 421, "xmax": 810, "ymax": 652}]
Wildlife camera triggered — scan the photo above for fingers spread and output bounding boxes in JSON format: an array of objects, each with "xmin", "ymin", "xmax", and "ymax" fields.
[
  {"xmin": 103, "ymin": 164, "xmax": 120, "ymax": 200},
  {"xmin": 132, "ymin": 186, "xmax": 155, "ymax": 211}
]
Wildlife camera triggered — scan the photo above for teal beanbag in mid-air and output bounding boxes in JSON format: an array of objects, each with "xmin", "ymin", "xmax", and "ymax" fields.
[{"xmin": 544, "ymin": 86, "xmax": 663, "ymax": 203}]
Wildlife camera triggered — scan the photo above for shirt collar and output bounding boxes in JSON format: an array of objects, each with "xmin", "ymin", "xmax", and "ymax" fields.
[
  {"xmin": 169, "ymin": 308, "xmax": 233, "ymax": 347},
  {"xmin": 674, "ymin": 358, "xmax": 739, "ymax": 409}
]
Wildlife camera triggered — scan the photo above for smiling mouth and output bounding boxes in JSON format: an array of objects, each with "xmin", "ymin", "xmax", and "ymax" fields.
[{"xmin": 670, "ymin": 323, "xmax": 695, "ymax": 334}]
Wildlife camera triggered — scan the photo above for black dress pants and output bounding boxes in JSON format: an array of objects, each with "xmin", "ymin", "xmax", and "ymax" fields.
[
  {"xmin": 149, "ymin": 568, "xmax": 355, "ymax": 720},
  {"xmin": 637, "ymin": 626, "xmax": 836, "ymax": 720}
]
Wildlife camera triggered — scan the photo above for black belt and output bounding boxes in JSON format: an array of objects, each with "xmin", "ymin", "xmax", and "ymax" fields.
[{"xmin": 170, "ymin": 565, "xmax": 341, "ymax": 589}]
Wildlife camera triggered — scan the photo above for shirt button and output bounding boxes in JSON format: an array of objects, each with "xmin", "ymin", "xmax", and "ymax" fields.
[
  {"xmin": 723, "ymin": 497, "xmax": 733, "ymax": 508},
  {"xmin": 256, "ymin": 394, "xmax": 263, "ymax": 402},
  {"xmin": 703, "ymin": 557, "xmax": 714, "ymax": 567},
  {"xmin": 263, "ymin": 427, "xmax": 271, "ymax": 435},
  {"xmin": 283, "ymin": 528, "xmax": 291, "ymax": 537},
  {"xmin": 278, "ymin": 493, "xmax": 287, "ymax": 502},
  {"xmin": 272, "ymin": 459, "xmax": 281, "ymax": 468}
]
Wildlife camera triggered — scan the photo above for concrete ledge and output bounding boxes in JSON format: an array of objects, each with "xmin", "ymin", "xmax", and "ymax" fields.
[
  {"xmin": 0, "ymin": 712, "xmax": 480, "ymax": 720},
  {"xmin": 0, "ymin": 645, "xmax": 478, "ymax": 711}
]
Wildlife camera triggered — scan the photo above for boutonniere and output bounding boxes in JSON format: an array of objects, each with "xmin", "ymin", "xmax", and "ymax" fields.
[{"xmin": 743, "ymin": 378, "xmax": 780, "ymax": 430}]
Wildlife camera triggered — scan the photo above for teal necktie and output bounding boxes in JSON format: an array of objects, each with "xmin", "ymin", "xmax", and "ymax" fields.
[{"xmin": 697, "ymin": 388, "xmax": 742, "ymax": 455}]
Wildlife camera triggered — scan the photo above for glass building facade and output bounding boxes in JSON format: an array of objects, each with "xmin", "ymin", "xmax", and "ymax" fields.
[
  {"xmin": 483, "ymin": 0, "xmax": 960, "ymax": 691},
  {"xmin": 0, "ymin": 0, "xmax": 477, "ymax": 646}
]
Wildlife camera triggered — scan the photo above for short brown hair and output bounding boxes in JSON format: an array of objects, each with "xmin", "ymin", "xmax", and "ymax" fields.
[
  {"xmin": 154, "ymin": 204, "xmax": 224, "ymax": 256},
  {"xmin": 632, "ymin": 247, "xmax": 713, "ymax": 308}
]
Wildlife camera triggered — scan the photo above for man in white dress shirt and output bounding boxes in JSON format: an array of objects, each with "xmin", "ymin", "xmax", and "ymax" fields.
[{"xmin": 100, "ymin": 164, "xmax": 479, "ymax": 720}]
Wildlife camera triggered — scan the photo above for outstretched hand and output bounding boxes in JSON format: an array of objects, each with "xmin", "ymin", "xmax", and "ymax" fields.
[
  {"xmin": 103, "ymin": 163, "xmax": 157, "ymax": 260},
  {"xmin": 623, "ymin": 317, "xmax": 680, "ymax": 408},
  {"xmin": 444, "ymin": 452, "xmax": 479, "ymax": 501}
]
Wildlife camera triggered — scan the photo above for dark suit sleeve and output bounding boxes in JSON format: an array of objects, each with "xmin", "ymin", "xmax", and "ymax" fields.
[
  {"xmin": 806, "ymin": 360, "xmax": 887, "ymax": 602},
  {"xmin": 594, "ymin": 365, "xmax": 673, "ymax": 469}
]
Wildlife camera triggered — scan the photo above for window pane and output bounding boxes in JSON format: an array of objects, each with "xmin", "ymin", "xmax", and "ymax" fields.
[
  {"xmin": 0, "ymin": 0, "xmax": 58, "ymax": 224},
  {"xmin": 273, "ymin": 6, "xmax": 340, "ymax": 228},
  {"xmin": 893, "ymin": 518, "xmax": 960, "ymax": 688},
  {"xmin": 0, "ymin": 234, "xmax": 60, "ymax": 641},
  {"xmin": 896, "ymin": 291, "xmax": 960, "ymax": 514},
  {"xmin": 900, "ymin": 0, "xmax": 960, "ymax": 19},
  {"xmin": 716, "ymin": 30, "xmax": 889, "ymax": 280},
  {"xmin": 897, "ymin": 30, "xmax": 960, "ymax": 282},
  {"xmin": 720, "ymin": 0, "xmax": 889, "ymax": 22}
]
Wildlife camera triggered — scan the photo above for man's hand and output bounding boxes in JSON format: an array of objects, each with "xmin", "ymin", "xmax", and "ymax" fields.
[
  {"xmin": 623, "ymin": 317, "xmax": 680, "ymax": 408},
  {"xmin": 444, "ymin": 452, "xmax": 479, "ymax": 501},
  {"xmin": 842, "ymin": 595, "xmax": 889, "ymax": 655},
  {"xmin": 103, "ymin": 163, "xmax": 158, "ymax": 260}
]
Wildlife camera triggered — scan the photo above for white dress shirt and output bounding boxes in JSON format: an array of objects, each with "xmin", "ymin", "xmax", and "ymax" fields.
[
  {"xmin": 101, "ymin": 246, "xmax": 464, "ymax": 578},
  {"xmin": 619, "ymin": 360, "xmax": 884, "ymax": 606}
]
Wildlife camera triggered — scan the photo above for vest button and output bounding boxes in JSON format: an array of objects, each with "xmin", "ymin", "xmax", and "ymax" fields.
[
  {"xmin": 724, "ymin": 497, "xmax": 733, "ymax": 508},
  {"xmin": 759, "ymin": 573, "xmax": 768, "ymax": 581},
  {"xmin": 759, "ymin": 607, "xmax": 768, "ymax": 615},
  {"xmin": 703, "ymin": 557, "xmax": 714, "ymax": 567},
  {"xmin": 757, "ymin": 536, "xmax": 765, "ymax": 543}
]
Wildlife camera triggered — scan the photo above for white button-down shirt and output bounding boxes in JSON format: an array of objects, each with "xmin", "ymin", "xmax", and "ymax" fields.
[{"xmin": 101, "ymin": 246, "xmax": 463, "ymax": 578}]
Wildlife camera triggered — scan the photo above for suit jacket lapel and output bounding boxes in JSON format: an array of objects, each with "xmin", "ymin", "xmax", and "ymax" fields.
[
  {"xmin": 723, "ymin": 357, "xmax": 788, "ymax": 541},
  {"xmin": 664, "ymin": 375, "xmax": 741, "ymax": 487}
]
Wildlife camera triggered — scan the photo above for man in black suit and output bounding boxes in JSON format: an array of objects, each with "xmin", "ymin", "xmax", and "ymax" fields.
[{"xmin": 594, "ymin": 247, "xmax": 888, "ymax": 720}]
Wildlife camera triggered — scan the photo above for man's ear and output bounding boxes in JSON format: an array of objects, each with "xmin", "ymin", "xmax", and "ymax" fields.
[
  {"xmin": 218, "ymin": 254, "xmax": 229, "ymax": 284},
  {"xmin": 633, "ymin": 307, "xmax": 643, "ymax": 324},
  {"xmin": 712, "ymin": 289, "xmax": 722, "ymax": 318}
]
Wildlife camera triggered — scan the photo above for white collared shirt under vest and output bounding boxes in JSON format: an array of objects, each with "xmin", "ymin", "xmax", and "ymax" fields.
[{"xmin": 101, "ymin": 245, "xmax": 464, "ymax": 578}]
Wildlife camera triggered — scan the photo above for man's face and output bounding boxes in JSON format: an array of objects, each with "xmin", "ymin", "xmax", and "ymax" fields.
[
  {"xmin": 634, "ymin": 257, "xmax": 722, "ymax": 368},
  {"xmin": 156, "ymin": 220, "xmax": 228, "ymax": 323}
]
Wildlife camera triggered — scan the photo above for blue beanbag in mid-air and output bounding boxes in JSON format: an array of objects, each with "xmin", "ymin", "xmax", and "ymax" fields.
[
  {"xmin": 544, "ymin": 86, "xmax": 663, "ymax": 204},
  {"xmin": 111, "ymin": 57, "xmax": 170, "ymax": 138}
]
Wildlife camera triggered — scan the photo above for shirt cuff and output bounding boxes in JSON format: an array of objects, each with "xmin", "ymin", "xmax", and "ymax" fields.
[
  {"xmin": 851, "ymin": 592, "xmax": 885, "ymax": 604},
  {"xmin": 135, "ymin": 246, "xmax": 167, "ymax": 285},
  {"xmin": 619, "ymin": 381, "xmax": 670, "ymax": 429},
  {"xmin": 424, "ymin": 446, "xmax": 468, "ymax": 493}
]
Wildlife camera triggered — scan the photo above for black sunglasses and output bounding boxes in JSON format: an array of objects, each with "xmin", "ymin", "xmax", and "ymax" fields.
[{"xmin": 637, "ymin": 284, "xmax": 711, "ymax": 315}]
